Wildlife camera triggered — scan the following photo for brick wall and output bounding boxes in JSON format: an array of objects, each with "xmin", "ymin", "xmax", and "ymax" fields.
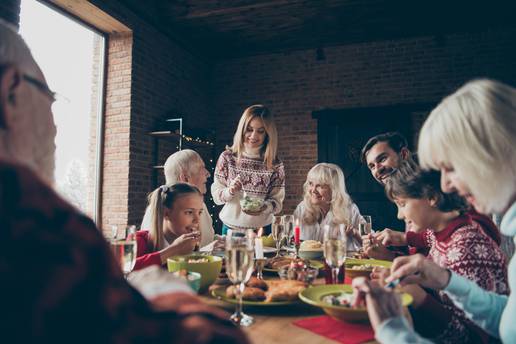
[
  {"xmin": 4, "ymin": 0, "xmax": 516, "ymax": 231},
  {"xmin": 101, "ymin": 31, "xmax": 133, "ymax": 230},
  {"xmin": 212, "ymin": 29, "xmax": 516, "ymax": 215},
  {"xmin": 89, "ymin": 0, "xmax": 213, "ymax": 231},
  {"xmin": 0, "ymin": 0, "xmax": 20, "ymax": 26}
]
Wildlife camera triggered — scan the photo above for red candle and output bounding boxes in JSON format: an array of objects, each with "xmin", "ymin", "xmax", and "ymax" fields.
[{"xmin": 294, "ymin": 219, "xmax": 301, "ymax": 244}]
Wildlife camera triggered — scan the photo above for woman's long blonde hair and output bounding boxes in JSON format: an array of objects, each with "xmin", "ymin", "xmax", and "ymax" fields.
[
  {"xmin": 228, "ymin": 104, "xmax": 278, "ymax": 169},
  {"xmin": 146, "ymin": 183, "xmax": 201, "ymax": 251},
  {"xmin": 301, "ymin": 163, "xmax": 354, "ymax": 225}
]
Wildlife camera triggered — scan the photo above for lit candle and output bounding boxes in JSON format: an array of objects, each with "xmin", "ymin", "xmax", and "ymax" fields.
[
  {"xmin": 294, "ymin": 218, "xmax": 301, "ymax": 245},
  {"xmin": 255, "ymin": 237, "xmax": 264, "ymax": 259}
]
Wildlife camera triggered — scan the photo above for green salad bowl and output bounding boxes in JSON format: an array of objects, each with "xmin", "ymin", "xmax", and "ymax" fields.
[{"xmin": 167, "ymin": 255, "xmax": 222, "ymax": 292}]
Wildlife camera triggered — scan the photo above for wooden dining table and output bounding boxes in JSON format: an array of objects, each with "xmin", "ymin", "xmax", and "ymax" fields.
[{"xmin": 201, "ymin": 278, "xmax": 379, "ymax": 344}]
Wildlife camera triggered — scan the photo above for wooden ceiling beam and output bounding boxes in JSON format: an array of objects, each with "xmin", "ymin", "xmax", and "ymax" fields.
[
  {"xmin": 48, "ymin": 0, "xmax": 131, "ymax": 34},
  {"xmin": 183, "ymin": 0, "xmax": 299, "ymax": 19}
]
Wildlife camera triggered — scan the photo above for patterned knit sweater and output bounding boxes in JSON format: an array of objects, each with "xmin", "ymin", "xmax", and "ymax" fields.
[
  {"xmin": 211, "ymin": 149, "xmax": 285, "ymax": 229},
  {"xmin": 406, "ymin": 214, "xmax": 508, "ymax": 344}
]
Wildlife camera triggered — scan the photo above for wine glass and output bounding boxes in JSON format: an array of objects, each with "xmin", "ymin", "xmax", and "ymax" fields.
[
  {"xmin": 282, "ymin": 214, "xmax": 294, "ymax": 251},
  {"xmin": 359, "ymin": 215, "xmax": 373, "ymax": 236},
  {"xmin": 323, "ymin": 224, "xmax": 347, "ymax": 284},
  {"xmin": 225, "ymin": 229, "xmax": 255, "ymax": 326},
  {"xmin": 110, "ymin": 225, "xmax": 137, "ymax": 277},
  {"xmin": 271, "ymin": 215, "xmax": 286, "ymax": 257}
]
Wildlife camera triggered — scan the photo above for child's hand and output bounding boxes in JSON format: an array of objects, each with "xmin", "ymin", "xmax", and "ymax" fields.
[
  {"xmin": 370, "ymin": 266, "xmax": 390, "ymax": 286},
  {"xmin": 374, "ymin": 228, "xmax": 407, "ymax": 246},
  {"xmin": 228, "ymin": 175, "xmax": 242, "ymax": 195},
  {"xmin": 362, "ymin": 235, "xmax": 396, "ymax": 261},
  {"xmin": 170, "ymin": 232, "xmax": 200, "ymax": 255}
]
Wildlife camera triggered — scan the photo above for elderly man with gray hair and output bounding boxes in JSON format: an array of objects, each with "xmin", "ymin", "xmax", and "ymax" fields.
[
  {"xmin": 141, "ymin": 149, "xmax": 215, "ymax": 247},
  {"xmin": 0, "ymin": 19, "xmax": 246, "ymax": 343}
]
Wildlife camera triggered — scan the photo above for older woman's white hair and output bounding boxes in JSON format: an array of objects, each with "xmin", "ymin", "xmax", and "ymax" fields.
[
  {"xmin": 302, "ymin": 163, "xmax": 354, "ymax": 225},
  {"xmin": 418, "ymin": 79, "xmax": 516, "ymax": 214}
]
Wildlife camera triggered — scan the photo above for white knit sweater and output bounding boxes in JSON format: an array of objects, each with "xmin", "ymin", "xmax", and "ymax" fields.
[{"xmin": 211, "ymin": 149, "xmax": 285, "ymax": 229}]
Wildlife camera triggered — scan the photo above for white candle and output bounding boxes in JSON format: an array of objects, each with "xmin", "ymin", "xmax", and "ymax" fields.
[{"xmin": 255, "ymin": 237, "xmax": 264, "ymax": 259}]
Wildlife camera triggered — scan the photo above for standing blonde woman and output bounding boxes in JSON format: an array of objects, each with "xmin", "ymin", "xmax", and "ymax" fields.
[
  {"xmin": 211, "ymin": 105, "xmax": 285, "ymax": 234},
  {"xmin": 294, "ymin": 163, "xmax": 364, "ymax": 251},
  {"xmin": 353, "ymin": 79, "xmax": 516, "ymax": 344}
]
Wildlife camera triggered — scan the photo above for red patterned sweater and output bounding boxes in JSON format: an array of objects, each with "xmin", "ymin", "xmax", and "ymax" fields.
[
  {"xmin": 406, "ymin": 214, "xmax": 508, "ymax": 344},
  {"xmin": 211, "ymin": 149, "xmax": 285, "ymax": 229}
]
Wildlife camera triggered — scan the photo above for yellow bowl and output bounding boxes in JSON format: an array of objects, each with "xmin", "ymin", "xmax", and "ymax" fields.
[
  {"xmin": 344, "ymin": 258, "xmax": 392, "ymax": 281},
  {"xmin": 167, "ymin": 255, "xmax": 222, "ymax": 292},
  {"xmin": 261, "ymin": 235, "xmax": 276, "ymax": 247},
  {"xmin": 345, "ymin": 264, "xmax": 374, "ymax": 280},
  {"xmin": 299, "ymin": 284, "xmax": 412, "ymax": 323}
]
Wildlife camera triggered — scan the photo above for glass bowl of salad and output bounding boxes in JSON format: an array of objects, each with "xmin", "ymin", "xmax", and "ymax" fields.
[{"xmin": 240, "ymin": 192, "xmax": 264, "ymax": 212}]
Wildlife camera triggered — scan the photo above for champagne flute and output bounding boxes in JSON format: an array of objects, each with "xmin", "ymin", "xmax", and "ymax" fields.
[
  {"xmin": 359, "ymin": 215, "xmax": 373, "ymax": 236},
  {"xmin": 271, "ymin": 215, "xmax": 285, "ymax": 257},
  {"xmin": 225, "ymin": 229, "xmax": 255, "ymax": 326},
  {"xmin": 282, "ymin": 214, "xmax": 294, "ymax": 251},
  {"xmin": 110, "ymin": 225, "xmax": 137, "ymax": 277},
  {"xmin": 323, "ymin": 224, "xmax": 347, "ymax": 284}
]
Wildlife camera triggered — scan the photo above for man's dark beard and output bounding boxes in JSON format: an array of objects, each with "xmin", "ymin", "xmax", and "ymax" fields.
[{"xmin": 378, "ymin": 166, "xmax": 396, "ymax": 182}]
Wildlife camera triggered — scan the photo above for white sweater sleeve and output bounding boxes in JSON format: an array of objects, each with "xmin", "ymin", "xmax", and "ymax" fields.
[
  {"xmin": 262, "ymin": 162, "xmax": 285, "ymax": 215},
  {"xmin": 211, "ymin": 152, "xmax": 235, "ymax": 205},
  {"xmin": 263, "ymin": 186, "xmax": 285, "ymax": 215},
  {"xmin": 376, "ymin": 316, "xmax": 434, "ymax": 344},
  {"xmin": 349, "ymin": 202, "xmax": 364, "ymax": 228}
]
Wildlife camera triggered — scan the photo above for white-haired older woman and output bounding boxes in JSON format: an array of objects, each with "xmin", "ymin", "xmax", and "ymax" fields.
[
  {"xmin": 294, "ymin": 163, "xmax": 364, "ymax": 252},
  {"xmin": 353, "ymin": 79, "xmax": 516, "ymax": 344}
]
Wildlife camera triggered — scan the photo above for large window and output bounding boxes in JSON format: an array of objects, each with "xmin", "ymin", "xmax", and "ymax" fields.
[{"xmin": 19, "ymin": 0, "xmax": 105, "ymax": 222}]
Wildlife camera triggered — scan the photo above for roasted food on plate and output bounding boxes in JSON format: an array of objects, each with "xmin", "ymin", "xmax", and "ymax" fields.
[{"xmin": 224, "ymin": 277, "xmax": 306, "ymax": 302}]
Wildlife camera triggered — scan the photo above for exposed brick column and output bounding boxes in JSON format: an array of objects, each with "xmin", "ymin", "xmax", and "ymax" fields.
[{"xmin": 101, "ymin": 32, "xmax": 132, "ymax": 231}]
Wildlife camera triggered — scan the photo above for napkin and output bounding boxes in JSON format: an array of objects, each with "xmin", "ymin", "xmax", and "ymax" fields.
[
  {"xmin": 293, "ymin": 315, "xmax": 375, "ymax": 344},
  {"xmin": 199, "ymin": 239, "xmax": 218, "ymax": 253}
]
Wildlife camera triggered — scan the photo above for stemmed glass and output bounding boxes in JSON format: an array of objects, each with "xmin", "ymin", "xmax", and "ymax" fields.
[
  {"xmin": 323, "ymin": 224, "xmax": 347, "ymax": 284},
  {"xmin": 225, "ymin": 229, "xmax": 255, "ymax": 326},
  {"xmin": 110, "ymin": 225, "xmax": 137, "ymax": 277},
  {"xmin": 359, "ymin": 215, "xmax": 373, "ymax": 236},
  {"xmin": 282, "ymin": 214, "xmax": 294, "ymax": 251},
  {"xmin": 271, "ymin": 215, "xmax": 286, "ymax": 257}
]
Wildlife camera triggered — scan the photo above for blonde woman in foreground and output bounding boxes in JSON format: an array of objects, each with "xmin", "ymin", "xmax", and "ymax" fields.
[{"xmin": 353, "ymin": 79, "xmax": 516, "ymax": 344}]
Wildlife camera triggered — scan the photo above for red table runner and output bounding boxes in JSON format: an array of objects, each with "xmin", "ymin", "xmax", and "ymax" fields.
[{"xmin": 293, "ymin": 315, "xmax": 375, "ymax": 344}]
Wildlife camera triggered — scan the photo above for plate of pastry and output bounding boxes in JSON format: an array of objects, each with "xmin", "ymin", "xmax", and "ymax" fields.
[
  {"xmin": 263, "ymin": 256, "xmax": 324, "ymax": 273},
  {"xmin": 211, "ymin": 277, "xmax": 306, "ymax": 306},
  {"xmin": 344, "ymin": 258, "xmax": 392, "ymax": 279}
]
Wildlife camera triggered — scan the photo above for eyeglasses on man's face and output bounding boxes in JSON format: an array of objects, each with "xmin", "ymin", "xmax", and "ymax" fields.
[{"xmin": 23, "ymin": 74, "xmax": 57, "ymax": 103}]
